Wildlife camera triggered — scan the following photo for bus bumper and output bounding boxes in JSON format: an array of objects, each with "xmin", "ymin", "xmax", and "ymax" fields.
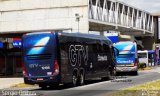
[
  {"xmin": 116, "ymin": 66, "xmax": 138, "ymax": 72},
  {"xmin": 24, "ymin": 75, "xmax": 60, "ymax": 84}
]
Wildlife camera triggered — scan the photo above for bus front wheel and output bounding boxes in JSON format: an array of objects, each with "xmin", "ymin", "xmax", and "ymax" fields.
[{"xmin": 133, "ymin": 71, "xmax": 138, "ymax": 75}]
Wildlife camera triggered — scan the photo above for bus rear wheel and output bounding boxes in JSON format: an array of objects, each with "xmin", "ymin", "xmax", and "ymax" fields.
[
  {"xmin": 78, "ymin": 73, "xmax": 84, "ymax": 86},
  {"xmin": 107, "ymin": 71, "xmax": 112, "ymax": 80},
  {"xmin": 72, "ymin": 73, "xmax": 78, "ymax": 87},
  {"xmin": 39, "ymin": 84, "xmax": 47, "ymax": 89},
  {"xmin": 49, "ymin": 83, "xmax": 59, "ymax": 89},
  {"xmin": 107, "ymin": 67, "xmax": 115, "ymax": 80}
]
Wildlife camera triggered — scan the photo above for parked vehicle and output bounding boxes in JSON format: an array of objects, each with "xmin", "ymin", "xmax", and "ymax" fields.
[
  {"xmin": 138, "ymin": 50, "xmax": 156, "ymax": 67},
  {"xmin": 138, "ymin": 50, "xmax": 148, "ymax": 67},
  {"xmin": 22, "ymin": 32, "xmax": 117, "ymax": 88},
  {"xmin": 114, "ymin": 41, "xmax": 138, "ymax": 75}
]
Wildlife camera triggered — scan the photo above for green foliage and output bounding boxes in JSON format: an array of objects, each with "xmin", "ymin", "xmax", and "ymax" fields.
[{"xmin": 138, "ymin": 62, "xmax": 146, "ymax": 69}]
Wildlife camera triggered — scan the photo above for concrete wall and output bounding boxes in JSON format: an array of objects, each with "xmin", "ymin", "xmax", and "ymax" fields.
[
  {"xmin": 142, "ymin": 37, "xmax": 155, "ymax": 50},
  {"xmin": 0, "ymin": 0, "xmax": 89, "ymax": 33},
  {"xmin": 153, "ymin": 16, "xmax": 159, "ymax": 43}
]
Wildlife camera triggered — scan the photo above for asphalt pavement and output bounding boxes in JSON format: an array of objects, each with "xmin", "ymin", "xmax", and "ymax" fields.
[
  {"xmin": 1, "ymin": 67, "xmax": 160, "ymax": 96},
  {"xmin": 32, "ymin": 68, "xmax": 160, "ymax": 96}
]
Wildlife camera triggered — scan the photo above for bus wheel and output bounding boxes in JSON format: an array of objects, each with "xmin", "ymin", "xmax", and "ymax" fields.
[
  {"xmin": 133, "ymin": 71, "xmax": 138, "ymax": 75},
  {"xmin": 101, "ymin": 77, "xmax": 108, "ymax": 81},
  {"xmin": 49, "ymin": 83, "xmax": 59, "ymax": 89},
  {"xmin": 39, "ymin": 84, "xmax": 47, "ymax": 89},
  {"xmin": 107, "ymin": 70, "xmax": 112, "ymax": 80},
  {"xmin": 113, "ymin": 67, "xmax": 117, "ymax": 76},
  {"xmin": 72, "ymin": 73, "xmax": 78, "ymax": 87},
  {"xmin": 78, "ymin": 73, "xmax": 84, "ymax": 86}
]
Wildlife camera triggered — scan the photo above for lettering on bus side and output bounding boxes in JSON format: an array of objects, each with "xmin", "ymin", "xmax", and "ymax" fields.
[
  {"xmin": 97, "ymin": 55, "xmax": 108, "ymax": 61},
  {"xmin": 69, "ymin": 45, "xmax": 88, "ymax": 67}
]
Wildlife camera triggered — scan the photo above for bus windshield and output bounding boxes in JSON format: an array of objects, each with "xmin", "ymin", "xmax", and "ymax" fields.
[
  {"xmin": 138, "ymin": 53, "xmax": 147, "ymax": 58},
  {"xmin": 22, "ymin": 32, "xmax": 56, "ymax": 77},
  {"xmin": 23, "ymin": 32, "xmax": 54, "ymax": 55}
]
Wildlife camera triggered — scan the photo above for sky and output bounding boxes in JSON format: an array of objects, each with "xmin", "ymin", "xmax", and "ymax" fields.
[{"xmin": 118, "ymin": 0, "xmax": 160, "ymax": 14}]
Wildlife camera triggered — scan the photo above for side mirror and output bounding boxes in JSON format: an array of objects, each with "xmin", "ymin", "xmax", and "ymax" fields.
[{"xmin": 113, "ymin": 47, "xmax": 119, "ymax": 56}]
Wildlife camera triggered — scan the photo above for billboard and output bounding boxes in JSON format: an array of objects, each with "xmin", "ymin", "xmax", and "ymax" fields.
[
  {"xmin": 13, "ymin": 38, "xmax": 22, "ymax": 48},
  {"xmin": 105, "ymin": 33, "xmax": 119, "ymax": 43}
]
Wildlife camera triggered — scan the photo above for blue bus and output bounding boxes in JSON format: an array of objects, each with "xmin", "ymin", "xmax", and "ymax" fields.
[
  {"xmin": 22, "ymin": 32, "xmax": 117, "ymax": 88},
  {"xmin": 114, "ymin": 41, "xmax": 138, "ymax": 75}
]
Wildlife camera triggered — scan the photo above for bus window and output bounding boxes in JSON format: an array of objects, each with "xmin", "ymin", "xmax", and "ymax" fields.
[{"xmin": 138, "ymin": 53, "xmax": 147, "ymax": 58}]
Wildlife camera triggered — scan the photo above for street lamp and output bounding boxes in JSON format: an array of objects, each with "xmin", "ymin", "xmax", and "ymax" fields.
[{"xmin": 75, "ymin": 13, "xmax": 83, "ymax": 33}]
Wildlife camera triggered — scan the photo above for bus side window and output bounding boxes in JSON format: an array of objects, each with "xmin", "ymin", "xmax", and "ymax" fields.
[
  {"xmin": 96, "ymin": 40, "xmax": 102, "ymax": 53},
  {"xmin": 103, "ymin": 44, "xmax": 110, "ymax": 52}
]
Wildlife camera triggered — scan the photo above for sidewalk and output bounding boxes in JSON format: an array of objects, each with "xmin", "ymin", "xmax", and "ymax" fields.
[{"xmin": 0, "ymin": 78, "xmax": 24, "ymax": 89}]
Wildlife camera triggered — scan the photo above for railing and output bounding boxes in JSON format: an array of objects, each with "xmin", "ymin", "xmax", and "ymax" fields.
[{"xmin": 89, "ymin": 0, "xmax": 154, "ymax": 33}]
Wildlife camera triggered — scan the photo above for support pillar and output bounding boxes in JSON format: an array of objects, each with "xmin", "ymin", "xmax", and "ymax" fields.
[{"xmin": 100, "ymin": 31, "xmax": 104, "ymax": 36}]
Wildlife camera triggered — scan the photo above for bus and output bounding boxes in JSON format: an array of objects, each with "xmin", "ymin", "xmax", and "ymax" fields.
[
  {"xmin": 114, "ymin": 41, "xmax": 138, "ymax": 75},
  {"xmin": 138, "ymin": 50, "xmax": 148, "ymax": 67},
  {"xmin": 22, "ymin": 32, "xmax": 117, "ymax": 88},
  {"xmin": 138, "ymin": 50, "xmax": 156, "ymax": 67}
]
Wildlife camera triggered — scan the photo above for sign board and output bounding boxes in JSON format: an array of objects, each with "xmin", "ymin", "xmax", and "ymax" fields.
[
  {"xmin": 13, "ymin": 38, "xmax": 22, "ymax": 48},
  {"xmin": 105, "ymin": 33, "xmax": 119, "ymax": 43}
]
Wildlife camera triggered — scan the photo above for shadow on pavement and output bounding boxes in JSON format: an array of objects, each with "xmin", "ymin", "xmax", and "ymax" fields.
[
  {"xmin": 32, "ymin": 72, "xmax": 138, "ymax": 91},
  {"xmin": 33, "ymin": 79, "xmax": 105, "ymax": 91}
]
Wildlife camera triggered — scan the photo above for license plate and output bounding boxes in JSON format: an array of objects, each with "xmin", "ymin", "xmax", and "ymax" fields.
[
  {"xmin": 123, "ymin": 67, "xmax": 129, "ymax": 70},
  {"xmin": 37, "ymin": 78, "xmax": 43, "ymax": 81}
]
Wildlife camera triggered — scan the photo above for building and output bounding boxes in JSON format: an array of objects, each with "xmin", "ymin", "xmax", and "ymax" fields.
[{"xmin": 0, "ymin": 0, "xmax": 157, "ymax": 76}]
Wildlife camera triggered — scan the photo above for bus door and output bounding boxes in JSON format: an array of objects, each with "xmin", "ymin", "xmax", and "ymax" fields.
[{"xmin": 148, "ymin": 50, "xmax": 155, "ymax": 66}]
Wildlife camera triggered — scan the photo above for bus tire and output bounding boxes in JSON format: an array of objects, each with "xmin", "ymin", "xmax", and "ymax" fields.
[
  {"xmin": 107, "ymin": 70, "xmax": 112, "ymax": 80},
  {"xmin": 112, "ymin": 67, "xmax": 117, "ymax": 76},
  {"xmin": 49, "ymin": 83, "xmax": 59, "ymax": 89},
  {"xmin": 101, "ymin": 77, "xmax": 108, "ymax": 81},
  {"xmin": 39, "ymin": 84, "xmax": 47, "ymax": 89},
  {"xmin": 72, "ymin": 72, "xmax": 78, "ymax": 87},
  {"xmin": 107, "ymin": 67, "xmax": 114, "ymax": 80},
  {"xmin": 133, "ymin": 71, "xmax": 138, "ymax": 75},
  {"xmin": 78, "ymin": 72, "xmax": 85, "ymax": 86}
]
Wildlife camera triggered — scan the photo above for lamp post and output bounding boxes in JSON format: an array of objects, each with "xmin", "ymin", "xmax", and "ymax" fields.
[{"xmin": 75, "ymin": 13, "xmax": 83, "ymax": 33}]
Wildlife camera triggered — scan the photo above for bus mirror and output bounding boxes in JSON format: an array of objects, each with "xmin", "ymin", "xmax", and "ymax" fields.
[
  {"xmin": 116, "ymin": 49, "xmax": 119, "ymax": 56},
  {"xmin": 114, "ymin": 47, "xmax": 119, "ymax": 56}
]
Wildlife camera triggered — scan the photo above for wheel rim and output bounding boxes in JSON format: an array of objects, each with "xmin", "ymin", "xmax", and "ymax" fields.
[
  {"xmin": 73, "ymin": 75, "xmax": 77, "ymax": 86},
  {"xmin": 108, "ymin": 71, "xmax": 112, "ymax": 79},
  {"xmin": 80, "ymin": 74, "xmax": 84, "ymax": 85},
  {"xmin": 113, "ymin": 68, "xmax": 116, "ymax": 76}
]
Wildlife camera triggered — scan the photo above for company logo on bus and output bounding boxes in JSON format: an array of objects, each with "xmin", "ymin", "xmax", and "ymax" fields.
[
  {"xmin": 98, "ymin": 55, "xmax": 108, "ymax": 61},
  {"xmin": 117, "ymin": 60, "xmax": 134, "ymax": 64},
  {"xmin": 69, "ymin": 45, "xmax": 88, "ymax": 67}
]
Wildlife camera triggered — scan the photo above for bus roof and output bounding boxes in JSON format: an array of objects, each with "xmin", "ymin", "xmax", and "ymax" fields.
[
  {"xmin": 59, "ymin": 32, "xmax": 111, "ymax": 41},
  {"xmin": 25, "ymin": 32, "xmax": 112, "ymax": 44},
  {"xmin": 26, "ymin": 32, "xmax": 108, "ymax": 40},
  {"xmin": 115, "ymin": 41, "xmax": 136, "ymax": 44}
]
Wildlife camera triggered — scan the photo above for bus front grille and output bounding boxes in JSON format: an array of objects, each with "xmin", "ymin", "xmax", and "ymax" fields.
[{"xmin": 27, "ymin": 54, "xmax": 52, "ymax": 60}]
